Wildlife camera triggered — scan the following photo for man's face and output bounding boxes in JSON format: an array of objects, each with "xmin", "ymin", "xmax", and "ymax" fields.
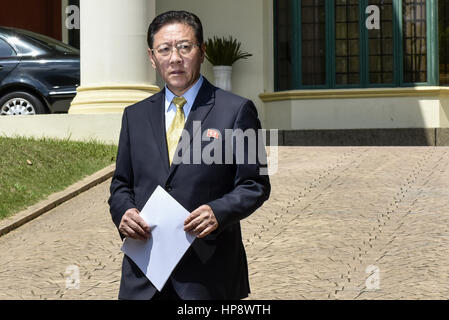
[{"xmin": 149, "ymin": 23, "xmax": 205, "ymax": 96}]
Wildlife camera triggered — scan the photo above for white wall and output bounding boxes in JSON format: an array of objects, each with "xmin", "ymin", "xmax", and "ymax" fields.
[
  {"xmin": 265, "ymin": 97, "xmax": 449, "ymax": 130},
  {"xmin": 155, "ymin": 0, "xmax": 271, "ymax": 125},
  {"xmin": 0, "ymin": 114, "xmax": 122, "ymax": 144}
]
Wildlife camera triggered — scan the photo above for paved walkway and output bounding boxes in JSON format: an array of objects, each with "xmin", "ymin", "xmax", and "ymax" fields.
[{"xmin": 1, "ymin": 147, "xmax": 449, "ymax": 300}]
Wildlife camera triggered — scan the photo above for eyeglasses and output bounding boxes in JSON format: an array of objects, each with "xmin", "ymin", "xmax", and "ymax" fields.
[{"xmin": 151, "ymin": 41, "xmax": 201, "ymax": 57}]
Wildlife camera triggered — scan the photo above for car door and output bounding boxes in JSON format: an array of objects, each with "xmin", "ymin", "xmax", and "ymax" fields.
[{"xmin": 0, "ymin": 37, "xmax": 20, "ymax": 82}]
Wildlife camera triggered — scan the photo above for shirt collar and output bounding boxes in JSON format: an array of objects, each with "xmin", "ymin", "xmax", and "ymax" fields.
[{"xmin": 164, "ymin": 75, "xmax": 204, "ymax": 112}]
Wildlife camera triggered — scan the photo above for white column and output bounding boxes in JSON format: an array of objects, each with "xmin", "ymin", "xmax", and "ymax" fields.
[{"xmin": 69, "ymin": 0, "xmax": 159, "ymax": 114}]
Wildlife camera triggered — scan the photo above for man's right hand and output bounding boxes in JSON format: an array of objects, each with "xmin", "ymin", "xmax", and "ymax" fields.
[{"xmin": 119, "ymin": 208, "xmax": 151, "ymax": 241}]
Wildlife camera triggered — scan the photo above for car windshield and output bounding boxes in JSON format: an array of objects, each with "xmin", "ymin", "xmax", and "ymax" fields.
[{"xmin": 16, "ymin": 29, "xmax": 79, "ymax": 55}]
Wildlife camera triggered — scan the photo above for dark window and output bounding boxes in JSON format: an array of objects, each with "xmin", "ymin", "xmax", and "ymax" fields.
[
  {"xmin": 274, "ymin": 0, "xmax": 436, "ymax": 90},
  {"xmin": 18, "ymin": 29, "xmax": 79, "ymax": 55},
  {"xmin": 368, "ymin": 0, "xmax": 394, "ymax": 84},
  {"xmin": 301, "ymin": 0, "xmax": 326, "ymax": 85},
  {"xmin": 68, "ymin": 0, "xmax": 80, "ymax": 49},
  {"xmin": 0, "ymin": 38, "xmax": 15, "ymax": 57},
  {"xmin": 439, "ymin": 0, "xmax": 449, "ymax": 85},
  {"xmin": 275, "ymin": 0, "xmax": 293, "ymax": 90},
  {"xmin": 402, "ymin": 0, "xmax": 427, "ymax": 83},
  {"xmin": 335, "ymin": 0, "xmax": 360, "ymax": 85}
]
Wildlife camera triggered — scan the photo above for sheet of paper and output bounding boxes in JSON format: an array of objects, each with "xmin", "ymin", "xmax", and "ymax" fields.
[{"xmin": 121, "ymin": 185, "xmax": 196, "ymax": 291}]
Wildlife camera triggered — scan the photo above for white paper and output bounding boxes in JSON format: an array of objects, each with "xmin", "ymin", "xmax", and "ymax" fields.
[{"xmin": 121, "ymin": 185, "xmax": 196, "ymax": 291}]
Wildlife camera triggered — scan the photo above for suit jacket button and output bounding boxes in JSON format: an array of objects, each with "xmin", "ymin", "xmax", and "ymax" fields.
[{"xmin": 166, "ymin": 185, "xmax": 172, "ymax": 192}]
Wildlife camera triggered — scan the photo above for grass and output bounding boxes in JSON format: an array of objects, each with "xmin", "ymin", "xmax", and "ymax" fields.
[{"xmin": 0, "ymin": 136, "xmax": 118, "ymax": 220}]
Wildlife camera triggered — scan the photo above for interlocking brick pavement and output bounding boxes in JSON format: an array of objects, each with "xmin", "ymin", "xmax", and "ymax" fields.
[{"xmin": 1, "ymin": 147, "xmax": 449, "ymax": 300}]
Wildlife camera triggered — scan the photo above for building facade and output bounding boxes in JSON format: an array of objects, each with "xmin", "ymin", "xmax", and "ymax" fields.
[
  {"xmin": 3, "ymin": 0, "xmax": 449, "ymax": 145},
  {"xmin": 265, "ymin": 0, "xmax": 449, "ymax": 145}
]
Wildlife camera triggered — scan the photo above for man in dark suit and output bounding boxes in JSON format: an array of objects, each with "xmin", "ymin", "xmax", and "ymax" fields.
[{"xmin": 108, "ymin": 10, "xmax": 270, "ymax": 300}]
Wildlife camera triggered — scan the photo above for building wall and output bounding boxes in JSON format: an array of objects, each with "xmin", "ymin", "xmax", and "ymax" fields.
[
  {"xmin": 155, "ymin": 0, "xmax": 272, "ymax": 125},
  {"xmin": 153, "ymin": 1, "xmax": 449, "ymax": 132},
  {"xmin": 4, "ymin": 0, "xmax": 449, "ymax": 145},
  {"xmin": 265, "ymin": 97, "xmax": 444, "ymax": 130},
  {"xmin": 262, "ymin": 87, "xmax": 449, "ymax": 131},
  {"xmin": 0, "ymin": 0, "xmax": 62, "ymax": 40}
]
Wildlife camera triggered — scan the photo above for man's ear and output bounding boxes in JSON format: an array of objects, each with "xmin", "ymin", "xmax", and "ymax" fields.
[{"xmin": 148, "ymin": 48, "xmax": 157, "ymax": 69}]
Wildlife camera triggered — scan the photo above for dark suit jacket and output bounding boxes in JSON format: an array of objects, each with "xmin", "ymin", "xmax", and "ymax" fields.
[{"xmin": 108, "ymin": 77, "xmax": 271, "ymax": 300}]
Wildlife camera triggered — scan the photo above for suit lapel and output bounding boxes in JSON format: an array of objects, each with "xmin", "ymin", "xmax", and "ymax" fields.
[
  {"xmin": 184, "ymin": 79, "xmax": 216, "ymax": 147},
  {"xmin": 167, "ymin": 78, "xmax": 216, "ymax": 178},
  {"xmin": 147, "ymin": 88, "xmax": 170, "ymax": 174}
]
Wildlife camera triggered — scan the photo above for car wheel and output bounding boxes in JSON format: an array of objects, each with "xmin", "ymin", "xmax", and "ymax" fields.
[{"xmin": 0, "ymin": 91, "xmax": 47, "ymax": 115}]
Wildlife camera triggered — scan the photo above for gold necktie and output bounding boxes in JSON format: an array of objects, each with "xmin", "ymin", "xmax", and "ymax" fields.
[{"xmin": 166, "ymin": 96, "xmax": 186, "ymax": 165}]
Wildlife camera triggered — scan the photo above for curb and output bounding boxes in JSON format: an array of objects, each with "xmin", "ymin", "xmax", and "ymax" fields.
[{"xmin": 0, "ymin": 164, "xmax": 116, "ymax": 238}]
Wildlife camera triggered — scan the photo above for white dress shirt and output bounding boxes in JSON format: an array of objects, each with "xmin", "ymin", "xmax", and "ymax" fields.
[{"xmin": 164, "ymin": 75, "xmax": 204, "ymax": 132}]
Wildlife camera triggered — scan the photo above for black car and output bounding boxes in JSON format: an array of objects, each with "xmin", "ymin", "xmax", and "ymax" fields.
[{"xmin": 0, "ymin": 27, "xmax": 80, "ymax": 115}]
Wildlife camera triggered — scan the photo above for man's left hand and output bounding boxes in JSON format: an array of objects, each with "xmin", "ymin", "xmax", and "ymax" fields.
[{"xmin": 184, "ymin": 205, "xmax": 218, "ymax": 238}]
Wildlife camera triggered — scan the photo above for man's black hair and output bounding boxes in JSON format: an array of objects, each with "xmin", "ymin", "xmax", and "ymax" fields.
[{"xmin": 147, "ymin": 10, "xmax": 203, "ymax": 49}]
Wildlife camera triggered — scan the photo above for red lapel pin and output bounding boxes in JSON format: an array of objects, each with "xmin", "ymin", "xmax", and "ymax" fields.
[{"xmin": 207, "ymin": 129, "xmax": 220, "ymax": 139}]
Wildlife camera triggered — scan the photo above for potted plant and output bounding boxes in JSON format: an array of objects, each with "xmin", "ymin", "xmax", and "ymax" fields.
[{"xmin": 204, "ymin": 36, "xmax": 252, "ymax": 91}]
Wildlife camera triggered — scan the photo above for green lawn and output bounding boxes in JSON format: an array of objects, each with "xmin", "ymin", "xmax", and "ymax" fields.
[{"xmin": 0, "ymin": 136, "xmax": 118, "ymax": 220}]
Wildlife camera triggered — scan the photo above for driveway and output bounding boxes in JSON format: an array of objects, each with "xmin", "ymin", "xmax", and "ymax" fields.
[{"xmin": 1, "ymin": 147, "xmax": 448, "ymax": 299}]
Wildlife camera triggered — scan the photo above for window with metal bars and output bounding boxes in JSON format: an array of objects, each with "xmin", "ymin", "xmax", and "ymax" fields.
[
  {"xmin": 403, "ymin": 0, "xmax": 427, "ymax": 83},
  {"xmin": 439, "ymin": 0, "xmax": 449, "ymax": 85},
  {"xmin": 335, "ymin": 0, "xmax": 360, "ymax": 85},
  {"xmin": 274, "ymin": 0, "xmax": 293, "ymax": 90},
  {"xmin": 274, "ymin": 0, "xmax": 438, "ymax": 91},
  {"xmin": 301, "ymin": 0, "xmax": 326, "ymax": 86},
  {"xmin": 368, "ymin": 0, "xmax": 394, "ymax": 84}
]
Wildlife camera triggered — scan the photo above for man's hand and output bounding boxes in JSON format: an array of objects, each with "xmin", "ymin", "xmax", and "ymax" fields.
[
  {"xmin": 184, "ymin": 205, "xmax": 218, "ymax": 238},
  {"xmin": 119, "ymin": 208, "xmax": 151, "ymax": 241}
]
